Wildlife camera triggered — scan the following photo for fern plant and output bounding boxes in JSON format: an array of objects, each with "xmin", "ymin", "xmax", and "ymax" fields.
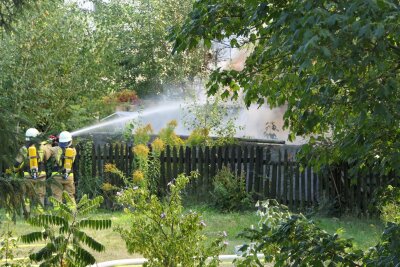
[{"xmin": 20, "ymin": 192, "xmax": 111, "ymax": 267}]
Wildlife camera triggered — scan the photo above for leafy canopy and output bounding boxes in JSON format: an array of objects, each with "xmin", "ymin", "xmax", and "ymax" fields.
[{"xmin": 171, "ymin": 0, "xmax": 400, "ymax": 175}]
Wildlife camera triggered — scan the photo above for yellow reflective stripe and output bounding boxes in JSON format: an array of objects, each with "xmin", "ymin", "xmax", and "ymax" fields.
[
  {"xmin": 51, "ymin": 172, "xmax": 74, "ymax": 177},
  {"xmin": 38, "ymin": 149, "xmax": 44, "ymax": 162},
  {"xmin": 56, "ymin": 148, "xmax": 63, "ymax": 166},
  {"xmin": 23, "ymin": 171, "xmax": 46, "ymax": 176}
]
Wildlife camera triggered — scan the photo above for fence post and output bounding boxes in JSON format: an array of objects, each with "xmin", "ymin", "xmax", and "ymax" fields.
[
  {"xmin": 254, "ymin": 146, "xmax": 262, "ymax": 199},
  {"xmin": 172, "ymin": 146, "xmax": 178, "ymax": 179},
  {"xmin": 166, "ymin": 145, "xmax": 172, "ymax": 184},
  {"xmin": 160, "ymin": 150, "xmax": 166, "ymax": 193}
]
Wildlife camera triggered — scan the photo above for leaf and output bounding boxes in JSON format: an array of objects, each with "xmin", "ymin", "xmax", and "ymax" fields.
[
  {"xmin": 374, "ymin": 23, "xmax": 384, "ymax": 39},
  {"xmin": 321, "ymin": 46, "xmax": 331, "ymax": 58},
  {"xmin": 78, "ymin": 219, "xmax": 112, "ymax": 230},
  {"xmin": 20, "ymin": 231, "xmax": 45, "ymax": 243}
]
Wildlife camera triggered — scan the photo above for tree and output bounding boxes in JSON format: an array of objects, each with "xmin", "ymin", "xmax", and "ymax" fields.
[
  {"xmin": 170, "ymin": 0, "xmax": 400, "ymax": 175},
  {"xmin": 0, "ymin": 0, "xmax": 119, "ymax": 139},
  {"xmin": 92, "ymin": 0, "xmax": 209, "ymax": 97},
  {"xmin": 0, "ymin": 0, "xmax": 38, "ymax": 30}
]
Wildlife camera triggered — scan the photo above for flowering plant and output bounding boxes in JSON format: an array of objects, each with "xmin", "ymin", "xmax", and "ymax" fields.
[{"xmin": 116, "ymin": 172, "xmax": 227, "ymax": 267}]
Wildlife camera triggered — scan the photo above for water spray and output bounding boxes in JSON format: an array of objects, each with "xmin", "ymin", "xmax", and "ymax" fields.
[{"xmin": 71, "ymin": 103, "xmax": 186, "ymax": 137}]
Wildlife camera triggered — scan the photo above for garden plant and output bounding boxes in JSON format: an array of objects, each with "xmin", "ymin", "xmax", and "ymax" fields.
[{"xmin": 20, "ymin": 192, "xmax": 111, "ymax": 267}]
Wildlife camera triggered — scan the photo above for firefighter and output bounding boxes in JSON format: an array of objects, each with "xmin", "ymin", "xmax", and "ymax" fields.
[
  {"xmin": 49, "ymin": 131, "xmax": 77, "ymax": 202},
  {"xmin": 14, "ymin": 128, "xmax": 52, "ymax": 209}
]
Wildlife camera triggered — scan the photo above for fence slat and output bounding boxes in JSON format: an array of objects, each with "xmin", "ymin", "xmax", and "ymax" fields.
[
  {"xmin": 198, "ymin": 147, "xmax": 204, "ymax": 199},
  {"xmin": 204, "ymin": 146, "xmax": 211, "ymax": 193},
  {"xmin": 166, "ymin": 146, "xmax": 172, "ymax": 184},
  {"xmin": 178, "ymin": 146, "xmax": 184, "ymax": 175},
  {"xmin": 191, "ymin": 146, "xmax": 197, "ymax": 193},
  {"xmin": 300, "ymin": 169, "xmax": 305, "ymax": 210},
  {"xmin": 237, "ymin": 146, "xmax": 243, "ymax": 177},
  {"xmin": 185, "ymin": 146, "xmax": 191, "ymax": 176},
  {"xmin": 264, "ymin": 149, "xmax": 271, "ymax": 198},
  {"xmin": 229, "ymin": 146, "xmax": 236, "ymax": 174},
  {"xmin": 307, "ymin": 166, "xmax": 313, "ymax": 206},
  {"xmin": 249, "ymin": 146, "xmax": 255, "ymax": 194},
  {"xmin": 277, "ymin": 149, "xmax": 282, "ymax": 203},
  {"xmin": 254, "ymin": 146, "xmax": 263, "ymax": 199},
  {"xmin": 172, "ymin": 146, "xmax": 178, "ymax": 180},
  {"xmin": 288, "ymin": 162, "xmax": 294, "ymax": 209},
  {"xmin": 160, "ymin": 150, "xmax": 166, "ymax": 192},
  {"xmin": 210, "ymin": 146, "xmax": 217, "ymax": 179},
  {"xmin": 294, "ymin": 163, "xmax": 300, "ymax": 211}
]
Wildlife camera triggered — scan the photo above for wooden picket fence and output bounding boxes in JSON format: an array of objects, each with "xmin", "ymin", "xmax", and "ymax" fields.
[
  {"xmin": 79, "ymin": 143, "xmax": 398, "ymax": 215},
  {"xmin": 1, "ymin": 142, "xmax": 396, "ymax": 215}
]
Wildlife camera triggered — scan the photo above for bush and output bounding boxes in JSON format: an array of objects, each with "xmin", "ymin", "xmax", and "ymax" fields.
[
  {"xmin": 364, "ymin": 222, "xmax": 400, "ymax": 266},
  {"xmin": 235, "ymin": 200, "xmax": 364, "ymax": 266},
  {"xmin": 21, "ymin": 193, "xmax": 111, "ymax": 267},
  {"xmin": 0, "ymin": 214, "xmax": 33, "ymax": 266},
  {"xmin": 377, "ymin": 185, "xmax": 400, "ymax": 224},
  {"xmin": 211, "ymin": 166, "xmax": 252, "ymax": 212},
  {"xmin": 116, "ymin": 173, "xmax": 227, "ymax": 267}
]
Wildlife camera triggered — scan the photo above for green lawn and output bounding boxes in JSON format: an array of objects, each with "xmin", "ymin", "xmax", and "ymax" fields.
[{"xmin": 0, "ymin": 207, "xmax": 385, "ymax": 264}]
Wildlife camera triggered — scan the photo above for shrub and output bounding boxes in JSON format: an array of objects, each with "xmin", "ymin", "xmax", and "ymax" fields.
[
  {"xmin": 364, "ymin": 222, "xmax": 400, "ymax": 266},
  {"xmin": 377, "ymin": 185, "xmax": 400, "ymax": 224},
  {"xmin": 364, "ymin": 185, "xmax": 400, "ymax": 266},
  {"xmin": 76, "ymin": 140, "xmax": 103, "ymax": 200},
  {"xmin": 185, "ymin": 128, "xmax": 212, "ymax": 147},
  {"xmin": 159, "ymin": 120, "xmax": 184, "ymax": 147},
  {"xmin": 116, "ymin": 173, "xmax": 227, "ymax": 267},
  {"xmin": 211, "ymin": 166, "xmax": 252, "ymax": 212},
  {"xmin": 235, "ymin": 200, "xmax": 364, "ymax": 266},
  {"xmin": 21, "ymin": 193, "xmax": 111, "ymax": 267},
  {"xmin": 0, "ymin": 214, "xmax": 33, "ymax": 266},
  {"xmin": 0, "ymin": 177, "xmax": 38, "ymax": 220}
]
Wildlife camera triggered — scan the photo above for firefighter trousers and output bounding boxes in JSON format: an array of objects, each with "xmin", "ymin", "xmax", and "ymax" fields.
[{"xmin": 51, "ymin": 175, "xmax": 76, "ymax": 203}]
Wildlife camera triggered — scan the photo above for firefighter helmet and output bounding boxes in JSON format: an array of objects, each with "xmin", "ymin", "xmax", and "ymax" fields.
[
  {"xmin": 59, "ymin": 131, "xmax": 72, "ymax": 148},
  {"xmin": 25, "ymin": 128, "xmax": 40, "ymax": 141}
]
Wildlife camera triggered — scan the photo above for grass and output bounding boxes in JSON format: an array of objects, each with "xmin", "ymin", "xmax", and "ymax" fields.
[
  {"xmin": 312, "ymin": 216, "xmax": 384, "ymax": 251},
  {"xmin": 0, "ymin": 207, "xmax": 386, "ymax": 265}
]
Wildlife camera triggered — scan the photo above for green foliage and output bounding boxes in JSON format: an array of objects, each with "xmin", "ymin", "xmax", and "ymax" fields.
[
  {"xmin": 0, "ymin": 214, "xmax": 33, "ymax": 267},
  {"xmin": 364, "ymin": 222, "xmax": 400, "ymax": 266},
  {"xmin": 133, "ymin": 124, "xmax": 153, "ymax": 146},
  {"xmin": 236, "ymin": 200, "xmax": 363, "ymax": 266},
  {"xmin": 0, "ymin": 0, "xmax": 38, "ymax": 30},
  {"xmin": 377, "ymin": 185, "xmax": 400, "ymax": 224},
  {"xmin": 116, "ymin": 173, "xmax": 227, "ymax": 267},
  {"xmin": 20, "ymin": 193, "xmax": 111, "ymax": 267},
  {"xmin": 185, "ymin": 128, "xmax": 212, "ymax": 147},
  {"xmin": 211, "ymin": 166, "xmax": 252, "ymax": 212},
  {"xmin": 76, "ymin": 139, "xmax": 103, "ymax": 200},
  {"xmin": 171, "ymin": 0, "xmax": 400, "ymax": 175},
  {"xmin": 0, "ymin": 0, "xmax": 119, "ymax": 135},
  {"xmin": 0, "ymin": 177, "xmax": 38, "ymax": 220},
  {"xmin": 183, "ymin": 95, "xmax": 240, "ymax": 146},
  {"xmin": 158, "ymin": 120, "xmax": 184, "ymax": 147},
  {"xmin": 92, "ymin": 0, "xmax": 208, "ymax": 97}
]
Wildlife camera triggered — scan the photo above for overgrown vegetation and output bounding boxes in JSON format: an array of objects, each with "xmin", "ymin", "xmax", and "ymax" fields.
[
  {"xmin": 171, "ymin": 0, "xmax": 400, "ymax": 176},
  {"xmin": 211, "ymin": 166, "xmax": 252, "ymax": 212},
  {"xmin": 0, "ymin": 214, "xmax": 32, "ymax": 266},
  {"xmin": 236, "ymin": 198, "xmax": 400, "ymax": 267},
  {"xmin": 76, "ymin": 139, "xmax": 103, "ymax": 200},
  {"xmin": 0, "ymin": 177, "xmax": 38, "ymax": 220},
  {"xmin": 377, "ymin": 185, "xmax": 400, "ymax": 224},
  {"xmin": 20, "ymin": 193, "xmax": 111, "ymax": 267},
  {"xmin": 116, "ymin": 173, "xmax": 227, "ymax": 267}
]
